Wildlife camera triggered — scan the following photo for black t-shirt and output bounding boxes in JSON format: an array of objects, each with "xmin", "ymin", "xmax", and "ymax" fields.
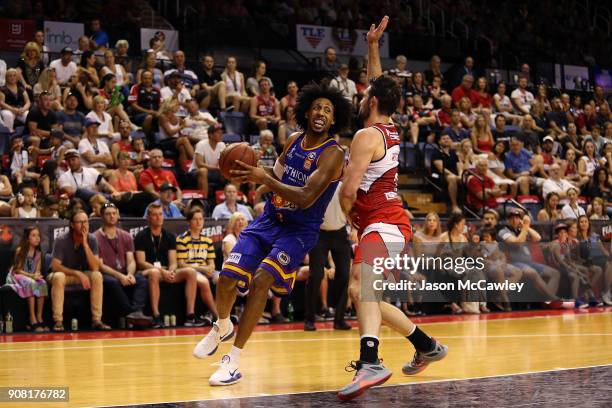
[
  {"xmin": 546, "ymin": 110, "xmax": 568, "ymax": 130},
  {"xmin": 134, "ymin": 227, "xmax": 176, "ymax": 267},
  {"xmin": 199, "ymin": 69, "xmax": 222, "ymax": 86},
  {"xmin": 432, "ymin": 148, "xmax": 459, "ymax": 176},
  {"xmin": 26, "ymin": 106, "xmax": 58, "ymax": 132}
]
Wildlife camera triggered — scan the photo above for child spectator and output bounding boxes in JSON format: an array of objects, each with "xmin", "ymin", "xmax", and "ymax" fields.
[
  {"xmin": 5, "ymin": 226, "xmax": 48, "ymax": 331},
  {"xmin": 10, "ymin": 137, "xmax": 38, "ymax": 185},
  {"xmin": 12, "ymin": 186, "xmax": 39, "ymax": 218}
]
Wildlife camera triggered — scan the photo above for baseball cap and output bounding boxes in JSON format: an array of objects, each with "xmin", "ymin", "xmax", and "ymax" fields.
[
  {"xmin": 61, "ymin": 47, "xmax": 73, "ymax": 54},
  {"xmin": 85, "ymin": 118, "xmax": 101, "ymax": 128},
  {"xmin": 64, "ymin": 149, "xmax": 79, "ymax": 159},
  {"xmin": 543, "ymin": 135, "xmax": 554, "ymax": 143},
  {"xmin": 507, "ymin": 207, "xmax": 523, "ymax": 217},
  {"xmin": 160, "ymin": 182, "xmax": 178, "ymax": 192}
]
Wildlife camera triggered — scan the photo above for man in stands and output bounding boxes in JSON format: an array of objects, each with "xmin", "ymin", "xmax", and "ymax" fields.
[
  {"xmin": 189, "ymin": 123, "xmax": 225, "ymax": 198},
  {"xmin": 161, "ymin": 71, "xmax": 192, "ymax": 117},
  {"xmin": 110, "ymin": 120, "xmax": 134, "ymax": 167},
  {"xmin": 466, "ymin": 157, "xmax": 504, "ymax": 212},
  {"xmin": 322, "ymin": 46, "xmax": 340, "ymax": 74},
  {"xmin": 435, "ymin": 94, "xmax": 453, "ymax": 128},
  {"xmin": 50, "ymin": 47, "xmax": 77, "ymax": 87},
  {"xmin": 135, "ymin": 203, "xmax": 204, "ymax": 328},
  {"xmin": 198, "ymin": 54, "xmax": 227, "ymax": 111},
  {"xmin": 491, "ymin": 114, "xmax": 509, "ymax": 141},
  {"xmin": 57, "ymin": 93, "xmax": 86, "ymax": 147},
  {"xmin": 542, "ymin": 163, "xmax": 576, "ymax": 204},
  {"xmin": 89, "ymin": 18, "xmax": 109, "ymax": 50},
  {"xmin": 128, "ymin": 70, "xmax": 161, "ymax": 137},
  {"xmin": 94, "ymin": 202, "xmax": 151, "ymax": 325},
  {"xmin": 511, "ymin": 76, "xmax": 535, "ymax": 115},
  {"xmin": 47, "ymin": 210, "xmax": 111, "ymax": 331},
  {"xmin": 280, "ymin": 81, "xmax": 299, "ymax": 112},
  {"xmin": 249, "ymin": 78, "xmax": 282, "ymax": 132},
  {"xmin": 442, "ymin": 109, "xmax": 469, "ymax": 145},
  {"xmin": 144, "ymin": 182, "xmax": 183, "ymax": 219},
  {"xmin": 78, "ymin": 118, "xmax": 113, "ymax": 170},
  {"xmin": 139, "ymin": 149, "xmax": 184, "ymax": 202},
  {"xmin": 252, "ymin": 129, "xmax": 278, "ymax": 167},
  {"xmin": 546, "ymin": 97, "xmax": 569, "ymax": 137},
  {"xmin": 432, "ymin": 133, "xmax": 462, "ymax": 213},
  {"xmin": 504, "ymin": 137, "xmax": 545, "ymax": 195},
  {"xmin": 26, "ymin": 92, "xmax": 59, "ymax": 148},
  {"xmin": 165, "ymin": 50, "xmax": 199, "ymax": 93},
  {"xmin": 451, "ymin": 74, "xmax": 478, "ymax": 108},
  {"xmin": 330, "ymin": 64, "xmax": 358, "ymax": 104},
  {"xmin": 576, "ymin": 103, "xmax": 598, "ymax": 135},
  {"xmin": 211, "ymin": 184, "xmax": 253, "ymax": 220}
]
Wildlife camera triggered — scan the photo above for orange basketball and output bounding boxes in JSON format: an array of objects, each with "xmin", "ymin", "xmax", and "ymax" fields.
[{"xmin": 219, "ymin": 142, "xmax": 259, "ymax": 179}]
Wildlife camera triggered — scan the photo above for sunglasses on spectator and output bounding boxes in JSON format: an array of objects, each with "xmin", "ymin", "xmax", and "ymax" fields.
[{"xmin": 102, "ymin": 202, "xmax": 117, "ymax": 210}]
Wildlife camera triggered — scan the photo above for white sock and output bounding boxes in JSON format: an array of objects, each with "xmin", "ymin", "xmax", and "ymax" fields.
[
  {"xmin": 216, "ymin": 317, "xmax": 230, "ymax": 333},
  {"xmin": 228, "ymin": 345, "xmax": 242, "ymax": 364}
]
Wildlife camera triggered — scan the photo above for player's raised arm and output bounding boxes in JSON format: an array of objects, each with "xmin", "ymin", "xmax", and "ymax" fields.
[
  {"xmin": 366, "ymin": 15, "xmax": 389, "ymax": 82},
  {"xmin": 339, "ymin": 128, "xmax": 379, "ymax": 215},
  {"xmin": 233, "ymin": 145, "xmax": 344, "ymax": 209}
]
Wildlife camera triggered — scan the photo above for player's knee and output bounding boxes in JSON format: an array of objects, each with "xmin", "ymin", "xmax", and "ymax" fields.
[{"xmin": 251, "ymin": 271, "xmax": 274, "ymax": 294}]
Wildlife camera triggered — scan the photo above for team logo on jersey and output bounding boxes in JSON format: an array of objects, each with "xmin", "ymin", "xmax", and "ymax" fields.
[
  {"xmin": 227, "ymin": 253, "xmax": 242, "ymax": 264},
  {"xmin": 277, "ymin": 251, "xmax": 291, "ymax": 266},
  {"xmin": 272, "ymin": 193, "xmax": 297, "ymax": 211},
  {"xmin": 303, "ymin": 152, "xmax": 317, "ymax": 171}
]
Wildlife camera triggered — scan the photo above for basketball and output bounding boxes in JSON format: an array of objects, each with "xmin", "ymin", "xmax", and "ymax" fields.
[{"xmin": 219, "ymin": 143, "xmax": 259, "ymax": 179}]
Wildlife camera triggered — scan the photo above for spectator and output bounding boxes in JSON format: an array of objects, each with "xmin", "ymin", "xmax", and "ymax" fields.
[
  {"xmin": 78, "ymin": 118, "xmax": 113, "ymax": 169},
  {"xmin": 387, "ymin": 54, "xmax": 410, "ymax": 78},
  {"xmin": 576, "ymin": 103, "xmax": 598, "ymax": 135},
  {"xmin": 17, "ymin": 42, "xmax": 45, "ymax": 91},
  {"xmin": 94, "ymin": 202, "xmax": 151, "ymax": 324},
  {"xmin": 0, "ymin": 58, "xmax": 6, "ymax": 87},
  {"xmin": 249, "ymin": 78, "xmax": 283, "ymax": 133},
  {"xmin": 408, "ymin": 94, "xmax": 436, "ymax": 144},
  {"xmin": 246, "ymin": 60, "xmax": 274, "ymax": 97},
  {"xmin": 578, "ymin": 140, "xmax": 599, "ymax": 182},
  {"xmin": 586, "ymin": 168, "xmax": 611, "ymax": 206},
  {"xmin": 62, "ymin": 72, "xmax": 95, "ymax": 114},
  {"xmin": 491, "ymin": 114, "xmax": 509, "ymax": 142},
  {"xmin": 89, "ymin": 18, "xmax": 109, "ymax": 50},
  {"xmin": 487, "ymin": 141, "xmax": 517, "ymax": 196},
  {"xmin": 38, "ymin": 158, "xmax": 60, "ymax": 197},
  {"xmin": 58, "ymin": 93, "xmax": 86, "ymax": 146},
  {"xmin": 504, "ymin": 138, "xmax": 545, "ymax": 195},
  {"xmin": 221, "ymin": 56, "xmax": 249, "ymax": 112},
  {"xmin": 330, "ymin": 64, "xmax": 357, "ymax": 104},
  {"xmin": 432, "ymin": 133, "xmax": 462, "ymax": 213},
  {"xmin": 114, "ymin": 40, "xmax": 132, "ymax": 74},
  {"xmin": 149, "ymin": 32, "xmax": 172, "ymax": 63},
  {"xmin": 530, "ymin": 102, "xmax": 549, "ymax": 136},
  {"xmin": 253, "ymin": 129, "xmax": 278, "ymax": 167},
  {"xmin": 562, "ymin": 148, "xmax": 588, "ymax": 188},
  {"xmin": 424, "ymin": 55, "xmax": 444, "ymax": 84},
  {"xmin": 100, "ymin": 50, "xmax": 129, "ymax": 88},
  {"xmin": 596, "ymin": 104, "xmax": 611, "ymax": 127},
  {"xmin": 546, "ymin": 97, "xmax": 570, "ymax": 137},
  {"xmin": 473, "ymin": 77, "xmax": 492, "ymax": 114},
  {"xmin": 74, "ymin": 35, "xmax": 91, "ymax": 60},
  {"xmin": 280, "ymin": 81, "xmax": 299, "ymax": 113},
  {"xmin": 466, "ymin": 156, "xmax": 503, "ymax": 211},
  {"xmin": 560, "ymin": 187, "xmax": 586, "ymax": 219},
  {"xmin": 33, "ymin": 30, "xmax": 49, "ymax": 66},
  {"xmin": 144, "ymin": 182, "xmax": 183, "ymax": 218},
  {"xmin": 559, "ymin": 122, "xmax": 584, "ymax": 156},
  {"xmin": 471, "ymin": 114, "xmax": 494, "ymax": 154},
  {"xmin": 50, "ymin": 48, "xmax": 77, "ymax": 87},
  {"xmin": 408, "ymin": 72, "xmax": 432, "ymax": 108},
  {"xmin": 183, "ymin": 98, "xmax": 217, "ymax": 143},
  {"xmin": 27, "ymin": 91, "xmax": 61, "ymax": 149},
  {"xmin": 98, "ymin": 74, "xmax": 135, "ymax": 132},
  {"xmin": 164, "ymin": 50, "xmax": 199, "ymax": 91},
  {"xmin": 110, "ymin": 120, "xmax": 134, "ymax": 167},
  {"xmin": 322, "ymin": 46, "xmax": 340, "ymax": 73},
  {"xmin": 451, "ymin": 74, "xmax": 478, "ymax": 108},
  {"xmin": 435, "ymin": 94, "xmax": 453, "ymax": 128},
  {"xmin": 222, "ymin": 212, "xmax": 248, "ymax": 261},
  {"xmin": 5, "ymin": 226, "xmax": 48, "ymax": 332},
  {"xmin": 511, "ymin": 76, "xmax": 535, "ymax": 115},
  {"xmin": 139, "ymin": 149, "xmax": 183, "ymax": 201},
  {"xmin": 429, "ymin": 75, "xmax": 447, "ymax": 109},
  {"xmin": 32, "ymin": 68, "xmax": 62, "ymax": 111},
  {"xmin": 188, "ymin": 122, "xmax": 224, "ymax": 198},
  {"xmin": 137, "ymin": 51, "xmax": 164, "ymax": 89},
  {"xmin": 576, "ymin": 216, "xmax": 612, "ymax": 306},
  {"xmin": 12, "ymin": 185, "xmax": 39, "ymax": 218},
  {"xmin": 212, "ymin": 184, "xmax": 253, "ymax": 220},
  {"xmin": 158, "ymin": 99, "xmax": 194, "ymax": 166},
  {"xmin": 535, "ymin": 84, "xmax": 552, "ymax": 112},
  {"xmin": 0, "ymin": 68, "xmax": 30, "ymax": 132},
  {"xmin": 458, "ymin": 138, "xmax": 477, "ymax": 170},
  {"xmin": 176, "ymin": 207, "xmax": 219, "ymax": 325},
  {"xmin": 9, "ymin": 136, "xmax": 38, "ymax": 185},
  {"xmin": 537, "ymin": 192, "xmax": 562, "ymax": 222},
  {"xmin": 78, "ymin": 51, "xmax": 100, "ymax": 88},
  {"xmin": 458, "ymin": 96, "xmax": 477, "ymax": 129},
  {"xmin": 160, "ymin": 71, "xmax": 192, "ymax": 117},
  {"xmin": 585, "ymin": 125, "xmax": 605, "ymax": 154},
  {"xmin": 518, "ymin": 114, "xmax": 543, "ymax": 152},
  {"xmin": 282, "ymin": 105, "xmax": 299, "ymax": 146},
  {"xmin": 497, "ymin": 208, "xmax": 560, "ymax": 299},
  {"xmin": 198, "ymin": 54, "xmax": 227, "ymax": 110},
  {"xmin": 108, "ymin": 151, "xmax": 139, "ymax": 191},
  {"xmin": 493, "ymin": 83, "xmax": 521, "ymax": 125},
  {"xmin": 128, "ymin": 70, "xmax": 161, "ymax": 136},
  {"xmin": 48, "ymin": 210, "xmax": 111, "ymax": 331},
  {"xmin": 437, "ymin": 213, "xmax": 469, "ymax": 314},
  {"xmin": 542, "ymin": 163, "xmax": 575, "ymax": 203},
  {"xmin": 588, "ymin": 197, "xmax": 609, "ymax": 220},
  {"xmin": 134, "ymin": 202, "xmax": 204, "ymax": 328}
]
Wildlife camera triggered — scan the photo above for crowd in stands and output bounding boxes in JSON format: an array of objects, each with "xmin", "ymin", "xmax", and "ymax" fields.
[{"xmin": 0, "ymin": 22, "xmax": 611, "ymax": 333}]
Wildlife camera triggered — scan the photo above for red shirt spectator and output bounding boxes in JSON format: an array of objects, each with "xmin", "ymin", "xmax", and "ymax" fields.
[
  {"xmin": 467, "ymin": 173, "xmax": 498, "ymax": 210},
  {"xmin": 139, "ymin": 166, "xmax": 178, "ymax": 192},
  {"xmin": 436, "ymin": 107, "xmax": 452, "ymax": 127},
  {"xmin": 576, "ymin": 104, "xmax": 598, "ymax": 134},
  {"xmin": 451, "ymin": 75, "xmax": 478, "ymax": 107}
]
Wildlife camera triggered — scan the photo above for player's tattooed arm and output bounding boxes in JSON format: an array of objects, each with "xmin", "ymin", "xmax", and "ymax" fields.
[{"xmin": 366, "ymin": 15, "xmax": 389, "ymax": 82}]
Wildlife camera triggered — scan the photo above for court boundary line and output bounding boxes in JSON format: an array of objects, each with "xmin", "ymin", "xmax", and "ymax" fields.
[
  {"xmin": 98, "ymin": 363, "xmax": 612, "ymax": 407},
  {"xmin": 1, "ymin": 308, "xmax": 609, "ymax": 345}
]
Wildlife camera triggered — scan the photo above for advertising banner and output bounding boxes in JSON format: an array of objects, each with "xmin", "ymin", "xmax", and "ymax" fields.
[
  {"xmin": 43, "ymin": 21, "xmax": 84, "ymax": 52},
  {"xmin": 0, "ymin": 19, "xmax": 36, "ymax": 51},
  {"xmin": 296, "ymin": 24, "xmax": 389, "ymax": 58}
]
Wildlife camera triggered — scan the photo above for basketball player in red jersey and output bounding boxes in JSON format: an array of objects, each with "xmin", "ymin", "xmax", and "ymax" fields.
[{"xmin": 337, "ymin": 16, "xmax": 448, "ymax": 401}]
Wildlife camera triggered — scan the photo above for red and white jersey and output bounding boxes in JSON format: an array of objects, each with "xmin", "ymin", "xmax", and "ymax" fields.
[{"xmin": 351, "ymin": 123, "xmax": 411, "ymax": 236}]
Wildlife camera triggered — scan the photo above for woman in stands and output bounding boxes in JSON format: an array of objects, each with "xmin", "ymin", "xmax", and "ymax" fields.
[
  {"xmin": 221, "ymin": 56, "xmax": 249, "ymax": 112},
  {"xmin": 246, "ymin": 60, "xmax": 274, "ymax": 97},
  {"xmin": 158, "ymin": 98, "xmax": 194, "ymax": 166},
  {"xmin": 537, "ymin": 192, "xmax": 562, "ymax": 222},
  {"xmin": 16, "ymin": 42, "xmax": 45, "ymax": 91},
  {"xmin": 78, "ymin": 51, "xmax": 100, "ymax": 88},
  {"xmin": 561, "ymin": 187, "xmax": 586, "ymax": 219},
  {"xmin": 408, "ymin": 72, "xmax": 432, "ymax": 109},
  {"xmin": 560, "ymin": 123, "xmax": 584, "ymax": 156},
  {"xmin": 436, "ymin": 213, "xmax": 470, "ymax": 314},
  {"xmin": 137, "ymin": 51, "xmax": 164, "ymax": 89},
  {"xmin": 562, "ymin": 148, "xmax": 589, "ymax": 188},
  {"xmin": 535, "ymin": 85, "xmax": 552, "ymax": 112},
  {"xmin": 100, "ymin": 50, "xmax": 129, "ymax": 89},
  {"xmin": 411, "ymin": 212, "xmax": 443, "ymax": 315},
  {"xmin": 86, "ymin": 95, "xmax": 117, "ymax": 143},
  {"xmin": 586, "ymin": 168, "xmax": 611, "ymax": 213},
  {"xmin": 588, "ymin": 197, "xmax": 610, "ymax": 220},
  {"xmin": 222, "ymin": 211, "xmax": 248, "ymax": 261},
  {"xmin": 39, "ymin": 159, "xmax": 60, "ymax": 198},
  {"xmin": 5, "ymin": 226, "xmax": 48, "ymax": 332},
  {"xmin": 473, "ymin": 77, "xmax": 492, "ymax": 115},
  {"xmin": 62, "ymin": 72, "xmax": 95, "ymax": 114},
  {"xmin": 33, "ymin": 68, "xmax": 62, "ymax": 111},
  {"xmin": 458, "ymin": 96, "xmax": 476, "ymax": 129},
  {"xmin": 0, "ymin": 68, "xmax": 30, "ymax": 133},
  {"xmin": 576, "ymin": 215, "xmax": 612, "ymax": 305},
  {"xmin": 578, "ymin": 140, "xmax": 599, "ymax": 182},
  {"xmin": 487, "ymin": 140, "xmax": 518, "ymax": 197},
  {"xmin": 458, "ymin": 138, "xmax": 477, "ymax": 170},
  {"xmin": 492, "ymin": 82, "xmax": 521, "ymax": 125},
  {"xmin": 471, "ymin": 114, "xmax": 494, "ymax": 155}
]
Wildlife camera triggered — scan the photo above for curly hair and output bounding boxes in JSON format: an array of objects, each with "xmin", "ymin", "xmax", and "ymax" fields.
[{"xmin": 294, "ymin": 83, "xmax": 351, "ymax": 134}]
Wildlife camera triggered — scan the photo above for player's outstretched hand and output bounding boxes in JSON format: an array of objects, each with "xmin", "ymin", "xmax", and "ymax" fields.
[
  {"xmin": 231, "ymin": 160, "xmax": 267, "ymax": 184},
  {"xmin": 367, "ymin": 15, "xmax": 389, "ymax": 44}
]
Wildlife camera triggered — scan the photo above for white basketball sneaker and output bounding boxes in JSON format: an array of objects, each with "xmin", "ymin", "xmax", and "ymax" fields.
[
  {"xmin": 192, "ymin": 321, "xmax": 234, "ymax": 359},
  {"xmin": 209, "ymin": 354, "xmax": 242, "ymax": 386}
]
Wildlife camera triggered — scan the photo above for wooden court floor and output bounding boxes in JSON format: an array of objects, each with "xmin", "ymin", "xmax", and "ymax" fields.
[{"xmin": 0, "ymin": 309, "xmax": 610, "ymax": 407}]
